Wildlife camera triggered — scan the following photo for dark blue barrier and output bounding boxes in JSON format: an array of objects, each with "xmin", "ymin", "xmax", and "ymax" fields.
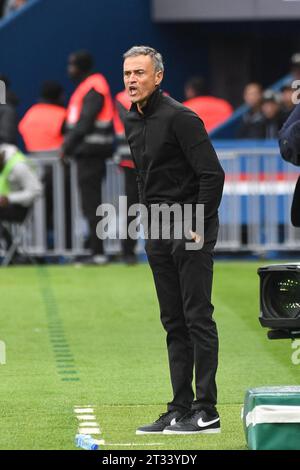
[{"xmin": 214, "ymin": 140, "xmax": 299, "ymax": 249}]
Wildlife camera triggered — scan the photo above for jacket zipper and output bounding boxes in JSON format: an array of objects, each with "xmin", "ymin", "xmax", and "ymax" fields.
[{"xmin": 142, "ymin": 116, "xmax": 147, "ymax": 204}]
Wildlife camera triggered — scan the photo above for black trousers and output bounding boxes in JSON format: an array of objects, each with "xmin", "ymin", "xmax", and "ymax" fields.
[
  {"xmin": 77, "ymin": 156, "xmax": 106, "ymax": 256},
  {"xmin": 145, "ymin": 229, "xmax": 219, "ymax": 414},
  {"xmin": 122, "ymin": 166, "xmax": 139, "ymax": 257},
  {"xmin": 0, "ymin": 204, "xmax": 28, "ymax": 248}
]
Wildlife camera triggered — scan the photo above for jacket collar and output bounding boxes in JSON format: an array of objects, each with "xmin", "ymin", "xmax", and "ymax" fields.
[{"xmin": 130, "ymin": 87, "xmax": 162, "ymax": 117}]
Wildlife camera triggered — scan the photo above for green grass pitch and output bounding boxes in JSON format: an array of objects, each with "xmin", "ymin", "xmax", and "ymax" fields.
[{"xmin": 0, "ymin": 261, "xmax": 298, "ymax": 450}]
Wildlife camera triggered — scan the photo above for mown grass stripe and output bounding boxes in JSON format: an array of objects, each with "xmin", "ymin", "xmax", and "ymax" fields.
[
  {"xmin": 58, "ymin": 370, "xmax": 78, "ymax": 375},
  {"xmin": 56, "ymin": 359, "xmax": 74, "ymax": 364},
  {"xmin": 37, "ymin": 266, "xmax": 80, "ymax": 382},
  {"xmin": 62, "ymin": 378, "xmax": 80, "ymax": 382},
  {"xmin": 55, "ymin": 355, "xmax": 74, "ymax": 360}
]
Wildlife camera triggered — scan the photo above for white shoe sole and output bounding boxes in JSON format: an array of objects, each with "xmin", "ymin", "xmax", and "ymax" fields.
[
  {"xmin": 163, "ymin": 428, "xmax": 221, "ymax": 435},
  {"xmin": 136, "ymin": 430, "xmax": 164, "ymax": 435}
]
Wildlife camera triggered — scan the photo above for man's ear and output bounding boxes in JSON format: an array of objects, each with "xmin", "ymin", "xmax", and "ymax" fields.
[{"xmin": 155, "ymin": 70, "xmax": 163, "ymax": 86}]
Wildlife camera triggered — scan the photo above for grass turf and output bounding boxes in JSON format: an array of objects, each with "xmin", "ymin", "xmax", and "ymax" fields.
[{"xmin": 0, "ymin": 261, "xmax": 298, "ymax": 450}]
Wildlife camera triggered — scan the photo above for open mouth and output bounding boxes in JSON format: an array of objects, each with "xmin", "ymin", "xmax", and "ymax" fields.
[{"xmin": 129, "ymin": 86, "xmax": 138, "ymax": 96}]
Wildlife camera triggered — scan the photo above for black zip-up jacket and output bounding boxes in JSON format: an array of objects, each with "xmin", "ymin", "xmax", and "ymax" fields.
[
  {"xmin": 279, "ymin": 103, "xmax": 300, "ymax": 227},
  {"xmin": 124, "ymin": 87, "xmax": 225, "ymax": 224}
]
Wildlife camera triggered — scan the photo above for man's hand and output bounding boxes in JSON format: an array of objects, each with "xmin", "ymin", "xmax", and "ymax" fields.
[
  {"xmin": 0, "ymin": 196, "xmax": 9, "ymax": 207},
  {"xmin": 189, "ymin": 230, "xmax": 202, "ymax": 244}
]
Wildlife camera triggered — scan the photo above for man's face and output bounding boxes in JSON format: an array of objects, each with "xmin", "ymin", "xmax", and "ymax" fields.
[
  {"xmin": 123, "ymin": 55, "xmax": 163, "ymax": 105},
  {"xmin": 282, "ymin": 88, "xmax": 294, "ymax": 108},
  {"xmin": 262, "ymin": 101, "xmax": 279, "ymax": 119},
  {"xmin": 244, "ymin": 85, "xmax": 262, "ymax": 109}
]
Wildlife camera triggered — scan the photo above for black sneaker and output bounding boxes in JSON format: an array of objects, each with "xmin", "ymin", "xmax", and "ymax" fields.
[
  {"xmin": 136, "ymin": 410, "xmax": 184, "ymax": 435},
  {"xmin": 163, "ymin": 409, "xmax": 221, "ymax": 435}
]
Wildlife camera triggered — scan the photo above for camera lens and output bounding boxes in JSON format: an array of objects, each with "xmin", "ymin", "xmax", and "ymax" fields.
[{"xmin": 264, "ymin": 273, "xmax": 300, "ymax": 319}]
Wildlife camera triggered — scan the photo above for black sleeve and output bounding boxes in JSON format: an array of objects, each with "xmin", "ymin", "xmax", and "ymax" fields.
[
  {"xmin": 173, "ymin": 109, "xmax": 225, "ymax": 220},
  {"xmin": 0, "ymin": 105, "xmax": 18, "ymax": 144},
  {"xmin": 279, "ymin": 104, "xmax": 300, "ymax": 165},
  {"xmin": 63, "ymin": 88, "xmax": 104, "ymax": 155},
  {"xmin": 281, "ymin": 103, "xmax": 300, "ymax": 132}
]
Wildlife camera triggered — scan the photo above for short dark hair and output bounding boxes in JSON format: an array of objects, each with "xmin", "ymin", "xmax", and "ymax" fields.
[
  {"xmin": 123, "ymin": 46, "xmax": 164, "ymax": 73},
  {"xmin": 244, "ymin": 82, "xmax": 263, "ymax": 92},
  {"xmin": 70, "ymin": 50, "xmax": 94, "ymax": 73},
  {"xmin": 185, "ymin": 77, "xmax": 207, "ymax": 96},
  {"xmin": 41, "ymin": 81, "xmax": 63, "ymax": 101}
]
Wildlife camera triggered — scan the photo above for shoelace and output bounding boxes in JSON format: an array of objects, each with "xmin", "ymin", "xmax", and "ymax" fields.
[
  {"xmin": 178, "ymin": 410, "xmax": 197, "ymax": 423},
  {"xmin": 155, "ymin": 411, "xmax": 173, "ymax": 423}
]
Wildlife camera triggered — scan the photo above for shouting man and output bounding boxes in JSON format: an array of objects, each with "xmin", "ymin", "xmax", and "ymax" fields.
[{"xmin": 123, "ymin": 46, "xmax": 224, "ymax": 435}]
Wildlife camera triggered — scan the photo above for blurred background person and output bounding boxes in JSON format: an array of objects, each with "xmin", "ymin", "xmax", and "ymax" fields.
[
  {"xmin": 0, "ymin": 74, "xmax": 18, "ymax": 145},
  {"xmin": 19, "ymin": 81, "xmax": 68, "ymax": 248},
  {"xmin": 62, "ymin": 50, "xmax": 114, "ymax": 265},
  {"xmin": 280, "ymin": 84, "xmax": 295, "ymax": 121},
  {"xmin": 19, "ymin": 80, "xmax": 66, "ymax": 153},
  {"xmin": 114, "ymin": 88, "xmax": 138, "ymax": 265},
  {"xmin": 237, "ymin": 82, "xmax": 264, "ymax": 138},
  {"xmin": 3, "ymin": 0, "xmax": 27, "ymax": 17},
  {"xmin": 0, "ymin": 143, "xmax": 42, "ymax": 252},
  {"xmin": 183, "ymin": 76, "xmax": 233, "ymax": 132},
  {"xmin": 260, "ymin": 90, "xmax": 285, "ymax": 139}
]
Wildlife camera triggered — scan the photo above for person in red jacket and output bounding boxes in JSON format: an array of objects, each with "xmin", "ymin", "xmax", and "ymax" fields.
[
  {"xmin": 19, "ymin": 81, "xmax": 66, "ymax": 152},
  {"xmin": 183, "ymin": 76, "xmax": 233, "ymax": 133},
  {"xmin": 114, "ymin": 89, "xmax": 138, "ymax": 264},
  {"xmin": 62, "ymin": 50, "xmax": 114, "ymax": 265}
]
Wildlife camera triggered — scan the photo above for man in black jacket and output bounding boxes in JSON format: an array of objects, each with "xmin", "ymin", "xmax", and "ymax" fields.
[
  {"xmin": 62, "ymin": 51, "xmax": 114, "ymax": 264},
  {"xmin": 123, "ymin": 46, "xmax": 224, "ymax": 435},
  {"xmin": 279, "ymin": 103, "xmax": 300, "ymax": 227}
]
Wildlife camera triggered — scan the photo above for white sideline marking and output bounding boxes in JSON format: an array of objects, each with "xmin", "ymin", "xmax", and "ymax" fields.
[
  {"xmin": 73, "ymin": 405, "xmax": 165, "ymax": 448},
  {"xmin": 94, "ymin": 439, "xmax": 106, "ymax": 445},
  {"xmin": 79, "ymin": 422, "xmax": 99, "ymax": 427},
  {"xmin": 107, "ymin": 442, "xmax": 164, "ymax": 447},
  {"xmin": 74, "ymin": 405, "xmax": 93, "ymax": 408},
  {"xmin": 74, "ymin": 405, "xmax": 102, "ymax": 439},
  {"xmin": 74, "ymin": 408, "xmax": 94, "ymax": 414},
  {"xmin": 79, "ymin": 427, "xmax": 101, "ymax": 435},
  {"xmin": 76, "ymin": 415, "xmax": 96, "ymax": 421}
]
